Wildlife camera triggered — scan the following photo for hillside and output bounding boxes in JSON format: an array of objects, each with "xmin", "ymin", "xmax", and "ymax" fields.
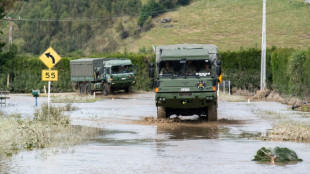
[
  {"xmin": 120, "ymin": 0, "xmax": 310, "ymax": 52},
  {"xmin": 1, "ymin": 0, "xmax": 309, "ymax": 55}
]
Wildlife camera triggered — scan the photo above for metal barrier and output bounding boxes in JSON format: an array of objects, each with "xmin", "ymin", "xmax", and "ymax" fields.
[
  {"xmin": 218, "ymin": 80, "xmax": 231, "ymax": 95},
  {"xmin": 0, "ymin": 91, "xmax": 10, "ymax": 106}
]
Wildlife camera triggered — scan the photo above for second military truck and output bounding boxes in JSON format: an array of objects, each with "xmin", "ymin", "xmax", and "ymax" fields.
[
  {"xmin": 149, "ymin": 44, "xmax": 222, "ymax": 121},
  {"xmin": 70, "ymin": 58, "xmax": 136, "ymax": 95}
]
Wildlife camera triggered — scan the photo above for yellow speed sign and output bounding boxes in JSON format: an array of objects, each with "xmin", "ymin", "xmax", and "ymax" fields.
[{"xmin": 42, "ymin": 70, "xmax": 58, "ymax": 81}]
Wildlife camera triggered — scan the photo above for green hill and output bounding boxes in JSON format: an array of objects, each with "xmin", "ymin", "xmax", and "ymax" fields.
[
  {"xmin": 1, "ymin": 0, "xmax": 310, "ymax": 55},
  {"xmin": 121, "ymin": 0, "xmax": 310, "ymax": 52}
]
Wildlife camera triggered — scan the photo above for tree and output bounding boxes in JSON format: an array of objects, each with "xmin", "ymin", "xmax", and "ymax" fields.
[
  {"xmin": 138, "ymin": 0, "xmax": 164, "ymax": 27},
  {"xmin": 159, "ymin": 0, "xmax": 177, "ymax": 9},
  {"xmin": 0, "ymin": 0, "xmax": 7, "ymax": 60},
  {"xmin": 178, "ymin": 0, "xmax": 191, "ymax": 5},
  {"xmin": 0, "ymin": 0, "xmax": 17, "ymax": 89}
]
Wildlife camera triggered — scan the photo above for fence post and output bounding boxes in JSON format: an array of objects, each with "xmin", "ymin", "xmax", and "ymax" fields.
[
  {"xmin": 223, "ymin": 81, "xmax": 225, "ymax": 94},
  {"xmin": 229, "ymin": 81, "xmax": 231, "ymax": 95}
]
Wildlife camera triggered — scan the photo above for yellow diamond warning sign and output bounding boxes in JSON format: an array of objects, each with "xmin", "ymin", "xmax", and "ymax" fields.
[{"xmin": 39, "ymin": 47, "xmax": 61, "ymax": 69}]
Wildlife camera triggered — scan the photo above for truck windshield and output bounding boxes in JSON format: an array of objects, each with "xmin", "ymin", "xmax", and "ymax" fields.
[
  {"xmin": 159, "ymin": 60, "xmax": 211, "ymax": 78},
  {"xmin": 112, "ymin": 65, "xmax": 134, "ymax": 74}
]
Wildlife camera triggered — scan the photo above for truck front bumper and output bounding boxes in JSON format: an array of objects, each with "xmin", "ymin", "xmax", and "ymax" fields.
[
  {"xmin": 111, "ymin": 80, "xmax": 136, "ymax": 88},
  {"xmin": 156, "ymin": 92, "xmax": 217, "ymax": 109}
]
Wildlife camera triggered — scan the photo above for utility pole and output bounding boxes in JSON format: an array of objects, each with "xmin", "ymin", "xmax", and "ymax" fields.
[
  {"xmin": 7, "ymin": 17, "xmax": 13, "ymax": 88},
  {"xmin": 260, "ymin": 0, "xmax": 266, "ymax": 90},
  {"xmin": 8, "ymin": 17, "xmax": 13, "ymax": 45}
]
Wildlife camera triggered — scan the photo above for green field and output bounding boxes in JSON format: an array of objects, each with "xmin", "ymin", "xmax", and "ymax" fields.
[{"xmin": 121, "ymin": 0, "xmax": 310, "ymax": 52}]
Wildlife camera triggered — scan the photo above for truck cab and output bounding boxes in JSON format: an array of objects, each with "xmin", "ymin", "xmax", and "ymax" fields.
[
  {"xmin": 102, "ymin": 59, "xmax": 136, "ymax": 95},
  {"xmin": 151, "ymin": 44, "xmax": 221, "ymax": 121}
]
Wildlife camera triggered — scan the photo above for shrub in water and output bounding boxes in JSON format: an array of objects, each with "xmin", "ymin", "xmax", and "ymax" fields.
[
  {"xmin": 254, "ymin": 147, "xmax": 302, "ymax": 163},
  {"xmin": 34, "ymin": 103, "xmax": 70, "ymax": 125}
]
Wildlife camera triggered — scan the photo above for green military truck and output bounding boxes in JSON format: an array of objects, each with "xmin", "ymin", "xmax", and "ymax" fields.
[
  {"xmin": 149, "ymin": 44, "xmax": 222, "ymax": 121},
  {"xmin": 70, "ymin": 58, "xmax": 136, "ymax": 95}
]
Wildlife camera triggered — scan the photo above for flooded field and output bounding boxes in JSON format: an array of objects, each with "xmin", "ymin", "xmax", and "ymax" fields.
[{"xmin": 1, "ymin": 92, "xmax": 310, "ymax": 174}]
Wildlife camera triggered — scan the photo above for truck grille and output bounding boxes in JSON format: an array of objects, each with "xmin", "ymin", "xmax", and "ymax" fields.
[{"xmin": 179, "ymin": 92, "xmax": 192, "ymax": 96}]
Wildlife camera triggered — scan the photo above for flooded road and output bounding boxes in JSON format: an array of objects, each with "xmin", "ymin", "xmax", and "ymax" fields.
[{"xmin": 1, "ymin": 92, "xmax": 310, "ymax": 174}]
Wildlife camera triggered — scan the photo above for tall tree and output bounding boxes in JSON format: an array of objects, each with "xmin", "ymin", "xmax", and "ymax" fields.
[{"xmin": 0, "ymin": 0, "xmax": 7, "ymax": 58}]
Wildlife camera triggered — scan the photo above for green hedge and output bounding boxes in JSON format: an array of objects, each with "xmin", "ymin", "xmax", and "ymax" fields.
[
  {"xmin": 6, "ymin": 53, "xmax": 155, "ymax": 93},
  {"xmin": 220, "ymin": 48, "xmax": 261, "ymax": 91},
  {"xmin": 221, "ymin": 47, "xmax": 310, "ymax": 97},
  {"xmin": 9, "ymin": 57, "xmax": 73, "ymax": 93},
  {"xmin": 4, "ymin": 48, "xmax": 310, "ymax": 98},
  {"xmin": 271, "ymin": 48, "xmax": 310, "ymax": 96}
]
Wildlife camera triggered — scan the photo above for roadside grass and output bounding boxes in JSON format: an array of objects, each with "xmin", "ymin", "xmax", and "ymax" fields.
[
  {"xmin": 122, "ymin": 0, "xmax": 310, "ymax": 52},
  {"xmin": 51, "ymin": 95, "xmax": 99, "ymax": 103},
  {"xmin": 0, "ymin": 104, "xmax": 99, "ymax": 157},
  {"xmin": 267, "ymin": 120, "xmax": 310, "ymax": 142},
  {"xmin": 251, "ymin": 106, "xmax": 310, "ymax": 142},
  {"xmin": 218, "ymin": 93, "xmax": 247, "ymax": 102},
  {"xmin": 252, "ymin": 108, "xmax": 290, "ymax": 120}
]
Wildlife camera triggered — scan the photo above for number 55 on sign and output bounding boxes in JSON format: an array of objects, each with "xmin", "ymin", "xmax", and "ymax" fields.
[{"xmin": 42, "ymin": 70, "xmax": 58, "ymax": 81}]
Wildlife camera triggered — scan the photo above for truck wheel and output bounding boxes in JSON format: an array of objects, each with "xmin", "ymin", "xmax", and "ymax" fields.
[
  {"xmin": 73, "ymin": 83, "xmax": 79, "ymax": 92},
  {"xmin": 79, "ymin": 83, "xmax": 85, "ymax": 94},
  {"xmin": 103, "ymin": 83, "xmax": 110, "ymax": 96},
  {"xmin": 125, "ymin": 87, "xmax": 130, "ymax": 93},
  {"xmin": 110, "ymin": 87, "xmax": 115, "ymax": 94},
  {"xmin": 85, "ymin": 83, "xmax": 91, "ymax": 95},
  {"xmin": 157, "ymin": 106, "xmax": 167, "ymax": 119},
  {"xmin": 208, "ymin": 103, "xmax": 218, "ymax": 121}
]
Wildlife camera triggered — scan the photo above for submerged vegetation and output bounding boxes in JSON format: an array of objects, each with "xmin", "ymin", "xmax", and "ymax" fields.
[
  {"xmin": 254, "ymin": 147, "xmax": 302, "ymax": 163},
  {"xmin": 0, "ymin": 104, "xmax": 99, "ymax": 157},
  {"xmin": 51, "ymin": 95, "xmax": 99, "ymax": 103},
  {"xmin": 251, "ymin": 105, "xmax": 310, "ymax": 142}
]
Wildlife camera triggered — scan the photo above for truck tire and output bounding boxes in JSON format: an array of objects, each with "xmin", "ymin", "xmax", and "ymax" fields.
[
  {"xmin": 207, "ymin": 103, "xmax": 218, "ymax": 121},
  {"xmin": 157, "ymin": 106, "xmax": 167, "ymax": 119},
  {"xmin": 73, "ymin": 83, "xmax": 79, "ymax": 92},
  {"xmin": 79, "ymin": 83, "xmax": 85, "ymax": 94},
  {"xmin": 110, "ymin": 87, "xmax": 115, "ymax": 94},
  {"xmin": 125, "ymin": 87, "xmax": 130, "ymax": 93},
  {"xmin": 103, "ymin": 83, "xmax": 110, "ymax": 96},
  {"xmin": 85, "ymin": 83, "xmax": 91, "ymax": 95}
]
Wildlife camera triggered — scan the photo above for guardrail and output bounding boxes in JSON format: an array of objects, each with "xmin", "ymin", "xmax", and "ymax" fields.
[{"xmin": 0, "ymin": 91, "xmax": 10, "ymax": 106}]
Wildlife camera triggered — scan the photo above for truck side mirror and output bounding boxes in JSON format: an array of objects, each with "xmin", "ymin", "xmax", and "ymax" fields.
[
  {"xmin": 216, "ymin": 60, "xmax": 221, "ymax": 76},
  {"xmin": 149, "ymin": 63, "xmax": 154, "ymax": 78},
  {"xmin": 216, "ymin": 65, "xmax": 221, "ymax": 76}
]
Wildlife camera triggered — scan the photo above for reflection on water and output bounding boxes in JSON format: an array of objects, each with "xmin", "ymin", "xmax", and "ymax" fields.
[{"xmin": 157, "ymin": 125, "xmax": 218, "ymax": 140}]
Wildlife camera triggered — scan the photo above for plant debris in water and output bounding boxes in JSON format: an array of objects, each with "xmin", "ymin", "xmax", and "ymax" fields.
[
  {"xmin": 0, "ymin": 104, "xmax": 99, "ymax": 157},
  {"xmin": 253, "ymin": 147, "xmax": 302, "ymax": 164}
]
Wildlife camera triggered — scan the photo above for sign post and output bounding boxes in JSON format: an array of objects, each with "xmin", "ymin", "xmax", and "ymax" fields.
[{"xmin": 39, "ymin": 47, "xmax": 61, "ymax": 111}]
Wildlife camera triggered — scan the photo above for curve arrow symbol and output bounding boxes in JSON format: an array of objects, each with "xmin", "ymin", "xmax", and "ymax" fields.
[{"xmin": 45, "ymin": 52, "xmax": 55, "ymax": 64}]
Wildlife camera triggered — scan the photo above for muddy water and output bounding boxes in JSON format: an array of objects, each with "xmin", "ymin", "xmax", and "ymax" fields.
[{"xmin": 1, "ymin": 93, "xmax": 310, "ymax": 174}]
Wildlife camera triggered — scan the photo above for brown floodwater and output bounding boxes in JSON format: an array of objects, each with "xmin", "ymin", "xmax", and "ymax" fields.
[{"xmin": 1, "ymin": 92, "xmax": 310, "ymax": 174}]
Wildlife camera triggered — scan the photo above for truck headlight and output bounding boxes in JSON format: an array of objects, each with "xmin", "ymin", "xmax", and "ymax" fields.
[
  {"xmin": 158, "ymin": 97, "xmax": 166, "ymax": 101},
  {"xmin": 206, "ymin": 96, "xmax": 213, "ymax": 100}
]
